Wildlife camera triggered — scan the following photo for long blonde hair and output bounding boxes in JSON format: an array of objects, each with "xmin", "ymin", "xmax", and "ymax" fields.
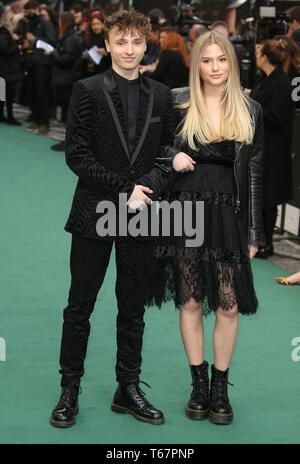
[
  {"xmin": 178, "ymin": 31, "xmax": 254, "ymax": 148},
  {"xmin": 0, "ymin": 11, "xmax": 14, "ymax": 35}
]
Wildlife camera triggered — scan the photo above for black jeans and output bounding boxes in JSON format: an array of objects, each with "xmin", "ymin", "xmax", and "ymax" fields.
[{"xmin": 59, "ymin": 234, "xmax": 154, "ymax": 386}]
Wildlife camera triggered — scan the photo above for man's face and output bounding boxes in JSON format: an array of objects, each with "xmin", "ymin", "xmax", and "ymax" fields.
[{"xmin": 105, "ymin": 28, "xmax": 147, "ymax": 74}]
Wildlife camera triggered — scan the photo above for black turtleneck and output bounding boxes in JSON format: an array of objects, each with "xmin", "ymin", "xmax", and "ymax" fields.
[{"xmin": 112, "ymin": 68, "xmax": 140, "ymax": 157}]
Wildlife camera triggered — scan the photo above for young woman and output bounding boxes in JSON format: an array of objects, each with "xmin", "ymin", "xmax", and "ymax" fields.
[
  {"xmin": 82, "ymin": 12, "xmax": 111, "ymax": 77},
  {"xmin": 149, "ymin": 31, "xmax": 265, "ymax": 425}
]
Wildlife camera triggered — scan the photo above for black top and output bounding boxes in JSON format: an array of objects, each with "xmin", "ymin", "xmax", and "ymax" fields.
[
  {"xmin": 148, "ymin": 49, "xmax": 189, "ymax": 89},
  {"xmin": 112, "ymin": 69, "xmax": 140, "ymax": 157}
]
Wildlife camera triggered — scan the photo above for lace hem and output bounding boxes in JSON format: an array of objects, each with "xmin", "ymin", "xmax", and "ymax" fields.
[
  {"xmin": 145, "ymin": 257, "xmax": 258, "ymax": 317},
  {"xmin": 154, "ymin": 245, "xmax": 250, "ymax": 264}
]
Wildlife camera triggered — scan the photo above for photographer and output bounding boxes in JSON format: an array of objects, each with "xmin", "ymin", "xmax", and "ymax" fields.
[{"xmin": 17, "ymin": 0, "xmax": 56, "ymax": 135}]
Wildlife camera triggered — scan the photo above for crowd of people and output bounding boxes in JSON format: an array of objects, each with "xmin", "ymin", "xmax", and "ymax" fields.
[
  {"xmin": 0, "ymin": 0, "xmax": 254, "ymax": 143},
  {"xmin": 0, "ymin": 0, "xmax": 300, "ymax": 263}
]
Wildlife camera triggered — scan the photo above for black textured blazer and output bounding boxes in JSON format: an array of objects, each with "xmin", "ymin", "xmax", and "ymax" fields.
[{"xmin": 64, "ymin": 67, "xmax": 176, "ymax": 240}]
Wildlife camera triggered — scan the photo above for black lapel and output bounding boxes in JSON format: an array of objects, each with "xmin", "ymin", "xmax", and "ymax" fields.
[
  {"xmin": 130, "ymin": 76, "xmax": 154, "ymax": 167},
  {"xmin": 101, "ymin": 69, "xmax": 131, "ymax": 162}
]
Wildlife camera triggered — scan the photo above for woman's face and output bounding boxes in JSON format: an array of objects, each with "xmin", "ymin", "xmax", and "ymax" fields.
[
  {"xmin": 199, "ymin": 43, "xmax": 229, "ymax": 87},
  {"xmin": 91, "ymin": 18, "xmax": 103, "ymax": 35}
]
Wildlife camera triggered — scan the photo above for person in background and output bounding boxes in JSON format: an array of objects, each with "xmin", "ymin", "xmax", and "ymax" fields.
[
  {"xmin": 251, "ymin": 39, "xmax": 294, "ymax": 259},
  {"xmin": 141, "ymin": 23, "xmax": 160, "ymax": 65},
  {"xmin": 289, "ymin": 6, "xmax": 300, "ymax": 49},
  {"xmin": 186, "ymin": 24, "xmax": 208, "ymax": 55},
  {"xmin": 45, "ymin": 12, "xmax": 82, "ymax": 152},
  {"xmin": 140, "ymin": 29, "xmax": 189, "ymax": 89},
  {"xmin": 148, "ymin": 8, "xmax": 168, "ymax": 27},
  {"xmin": 0, "ymin": 10, "xmax": 22, "ymax": 125},
  {"xmin": 16, "ymin": 0, "xmax": 56, "ymax": 135},
  {"xmin": 69, "ymin": 3, "xmax": 83, "ymax": 40},
  {"xmin": 81, "ymin": 12, "xmax": 111, "ymax": 78},
  {"xmin": 39, "ymin": 4, "xmax": 57, "ymax": 36},
  {"xmin": 274, "ymin": 35, "xmax": 300, "ymax": 109},
  {"xmin": 211, "ymin": 20, "xmax": 243, "ymax": 67}
]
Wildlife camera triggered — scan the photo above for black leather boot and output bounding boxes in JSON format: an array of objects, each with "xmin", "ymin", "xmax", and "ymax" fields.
[
  {"xmin": 111, "ymin": 381, "xmax": 164, "ymax": 425},
  {"xmin": 50, "ymin": 384, "xmax": 81, "ymax": 428},
  {"xmin": 209, "ymin": 364, "xmax": 233, "ymax": 425},
  {"xmin": 186, "ymin": 361, "xmax": 209, "ymax": 420}
]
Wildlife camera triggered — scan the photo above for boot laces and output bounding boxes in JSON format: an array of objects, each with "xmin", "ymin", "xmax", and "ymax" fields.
[
  {"xmin": 212, "ymin": 377, "xmax": 233, "ymax": 401},
  {"xmin": 128, "ymin": 380, "xmax": 153, "ymax": 409},
  {"xmin": 61, "ymin": 384, "xmax": 81, "ymax": 408},
  {"xmin": 191, "ymin": 377, "xmax": 209, "ymax": 396}
]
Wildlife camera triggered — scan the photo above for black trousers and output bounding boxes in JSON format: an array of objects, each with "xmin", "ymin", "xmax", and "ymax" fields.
[
  {"xmin": 59, "ymin": 234, "xmax": 155, "ymax": 386},
  {"xmin": 263, "ymin": 206, "xmax": 278, "ymax": 246},
  {"xmin": 27, "ymin": 66, "xmax": 51, "ymax": 126}
]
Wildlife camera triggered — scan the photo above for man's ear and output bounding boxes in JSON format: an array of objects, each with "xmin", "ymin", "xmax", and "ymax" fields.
[{"xmin": 105, "ymin": 39, "xmax": 110, "ymax": 53}]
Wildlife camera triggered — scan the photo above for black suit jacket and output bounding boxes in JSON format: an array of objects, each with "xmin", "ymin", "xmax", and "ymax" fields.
[{"xmin": 64, "ymin": 67, "xmax": 176, "ymax": 240}]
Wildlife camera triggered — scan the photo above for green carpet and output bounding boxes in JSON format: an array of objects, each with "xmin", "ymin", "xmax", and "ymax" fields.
[{"xmin": 0, "ymin": 124, "xmax": 299, "ymax": 444}]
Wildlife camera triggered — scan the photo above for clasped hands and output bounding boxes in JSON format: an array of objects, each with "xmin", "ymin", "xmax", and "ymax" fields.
[{"xmin": 126, "ymin": 152, "xmax": 193, "ymax": 211}]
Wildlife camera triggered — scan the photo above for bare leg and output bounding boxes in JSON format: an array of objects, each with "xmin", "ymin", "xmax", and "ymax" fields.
[
  {"xmin": 180, "ymin": 299, "xmax": 204, "ymax": 365},
  {"xmin": 213, "ymin": 306, "xmax": 239, "ymax": 371}
]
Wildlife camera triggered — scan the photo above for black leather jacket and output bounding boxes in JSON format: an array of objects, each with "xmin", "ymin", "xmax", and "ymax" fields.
[{"xmin": 162, "ymin": 87, "xmax": 266, "ymax": 247}]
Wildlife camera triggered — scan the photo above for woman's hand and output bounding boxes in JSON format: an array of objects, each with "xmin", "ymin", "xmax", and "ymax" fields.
[
  {"xmin": 248, "ymin": 245, "xmax": 258, "ymax": 260},
  {"xmin": 173, "ymin": 152, "xmax": 196, "ymax": 172}
]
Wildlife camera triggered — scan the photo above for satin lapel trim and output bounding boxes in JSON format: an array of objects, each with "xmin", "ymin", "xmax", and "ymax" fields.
[
  {"xmin": 130, "ymin": 91, "xmax": 154, "ymax": 167},
  {"xmin": 103, "ymin": 87, "xmax": 130, "ymax": 162}
]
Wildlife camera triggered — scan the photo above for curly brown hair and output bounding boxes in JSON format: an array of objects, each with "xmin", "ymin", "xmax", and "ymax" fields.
[{"xmin": 103, "ymin": 9, "xmax": 151, "ymax": 41}]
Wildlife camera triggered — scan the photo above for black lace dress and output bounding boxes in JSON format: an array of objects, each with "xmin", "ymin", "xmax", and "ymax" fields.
[{"xmin": 146, "ymin": 138, "xmax": 258, "ymax": 317}]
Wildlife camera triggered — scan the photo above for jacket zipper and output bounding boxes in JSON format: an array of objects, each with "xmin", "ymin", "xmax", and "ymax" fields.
[{"xmin": 234, "ymin": 143, "xmax": 243, "ymax": 214}]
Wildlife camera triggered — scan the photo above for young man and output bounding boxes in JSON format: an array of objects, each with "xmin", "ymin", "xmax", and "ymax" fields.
[{"xmin": 50, "ymin": 9, "xmax": 177, "ymax": 428}]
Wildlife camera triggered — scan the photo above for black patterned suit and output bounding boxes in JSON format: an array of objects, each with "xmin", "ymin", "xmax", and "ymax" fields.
[{"xmin": 58, "ymin": 67, "xmax": 176, "ymax": 386}]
